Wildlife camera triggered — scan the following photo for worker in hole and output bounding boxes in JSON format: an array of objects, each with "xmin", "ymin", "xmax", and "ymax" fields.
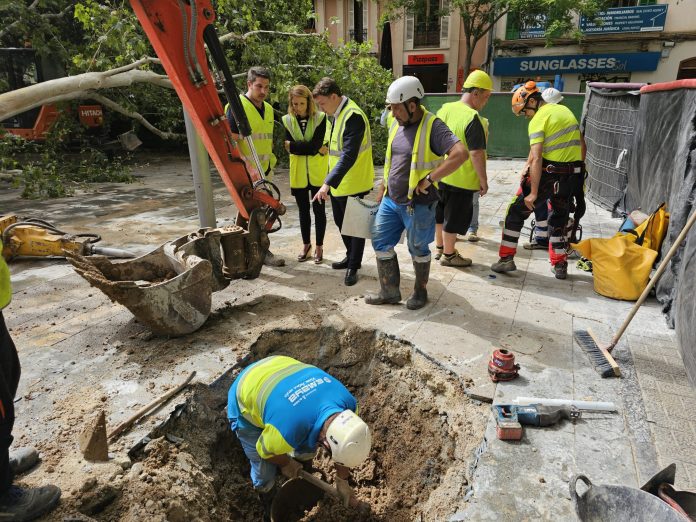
[{"xmin": 227, "ymin": 355, "xmax": 371, "ymax": 518}]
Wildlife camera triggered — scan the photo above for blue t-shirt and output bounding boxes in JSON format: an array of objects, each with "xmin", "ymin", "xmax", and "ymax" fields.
[{"xmin": 228, "ymin": 359, "xmax": 357, "ymax": 457}]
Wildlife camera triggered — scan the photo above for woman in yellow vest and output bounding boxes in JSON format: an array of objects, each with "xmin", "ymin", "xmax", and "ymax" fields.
[{"xmin": 282, "ymin": 85, "xmax": 329, "ymax": 264}]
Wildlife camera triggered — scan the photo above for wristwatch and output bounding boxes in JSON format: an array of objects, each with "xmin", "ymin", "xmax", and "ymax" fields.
[{"xmin": 426, "ymin": 174, "xmax": 434, "ymax": 184}]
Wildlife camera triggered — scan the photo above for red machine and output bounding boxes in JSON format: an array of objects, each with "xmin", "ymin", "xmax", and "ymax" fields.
[
  {"xmin": 129, "ymin": 0, "xmax": 285, "ymax": 227},
  {"xmin": 68, "ymin": 0, "xmax": 288, "ymax": 336}
]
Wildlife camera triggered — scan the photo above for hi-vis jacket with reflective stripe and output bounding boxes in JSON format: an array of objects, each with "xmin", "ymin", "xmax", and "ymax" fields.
[
  {"xmin": 528, "ymin": 103, "xmax": 582, "ymax": 163},
  {"xmin": 383, "ymin": 108, "xmax": 443, "ymax": 201},
  {"xmin": 328, "ymin": 99, "xmax": 374, "ymax": 197},
  {"xmin": 0, "ymin": 238, "xmax": 10, "ymax": 310},
  {"xmin": 227, "ymin": 355, "xmax": 357, "ymax": 459},
  {"xmin": 436, "ymin": 101, "xmax": 483, "ymax": 190},
  {"xmin": 235, "ymin": 96, "xmax": 277, "ymax": 174},
  {"xmin": 282, "ymin": 113, "xmax": 329, "ymax": 189}
]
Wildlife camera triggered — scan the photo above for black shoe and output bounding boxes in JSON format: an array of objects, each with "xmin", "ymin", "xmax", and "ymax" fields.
[
  {"xmin": 332, "ymin": 257, "xmax": 349, "ymax": 270},
  {"xmin": 0, "ymin": 485, "xmax": 61, "ymax": 522},
  {"xmin": 344, "ymin": 269, "xmax": 358, "ymax": 286},
  {"xmin": 553, "ymin": 261, "xmax": 568, "ymax": 280}
]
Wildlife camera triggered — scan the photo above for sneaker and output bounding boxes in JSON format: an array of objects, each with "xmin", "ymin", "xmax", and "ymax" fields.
[
  {"xmin": 467, "ymin": 231, "xmax": 480, "ymax": 242},
  {"xmin": 523, "ymin": 240, "xmax": 547, "ymax": 250},
  {"xmin": 434, "ymin": 246, "xmax": 443, "ymax": 261},
  {"xmin": 491, "ymin": 256, "xmax": 516, "ymax": 273},
  {"xmin": 553, "ymin": 261, "xmax": 568, "ymax": 280},
  {"xmin": 576, "ymin": 257, "xmax": 593, "ymax": 272},
  {"xmin": 440, "ymin": 250, "xmax": 472, "ymax": 267},
  {"xmin": 0, "ymin": 485, "xmax": 61, "ymax": 522}
]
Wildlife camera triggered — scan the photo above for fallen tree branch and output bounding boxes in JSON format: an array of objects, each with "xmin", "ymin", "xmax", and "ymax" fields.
[
  {"xmin": 0, "ymin": 69, "xmax": 172, "ymax": 121},
  {"xmin": 83, "ymin": 92, "xmax": 185, "ymax": 141},
  {"xmin": 219, "ymin": 29, "xmax": 322, "ymax": 44}
]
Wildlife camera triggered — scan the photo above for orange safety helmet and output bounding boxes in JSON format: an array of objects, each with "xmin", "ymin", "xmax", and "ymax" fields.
[{"xmin": 511, "ymin": 80, "xmax": 540, "ymax": 116}]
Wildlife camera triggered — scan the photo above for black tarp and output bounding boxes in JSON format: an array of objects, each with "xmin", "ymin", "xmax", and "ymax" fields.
[
  {"xmin": 626, "ymin": 84, "xmax": 696, "ymax": 386},
  {"xmin": 379, "ymin": 22, "xmax": 393, "ymax": 71},
  {"xmin": 582, "ymin": 81, "xmax": 696, "ymax": 387}
]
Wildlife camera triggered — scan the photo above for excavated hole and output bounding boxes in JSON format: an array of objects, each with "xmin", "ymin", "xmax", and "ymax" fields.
[{"xmin": 99, "ymin": 327, "xmax": 488, "ymax": 521}]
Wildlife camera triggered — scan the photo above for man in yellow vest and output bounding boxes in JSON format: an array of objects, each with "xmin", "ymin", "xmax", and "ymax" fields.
[
  {"xmin": 492, "ymin": 80, "xmax": 586, "ymax": 279},
  {"xmin": 365, "ymin": 76, "xmax": 467, "ymax": 310},
  {"xmin": 435, "ymin": 70, "xmax": 492, "ymax": 267},
  {"xmin": 227, "ymin": 355, "xmax": 371, "ymax": 517},
  {"xmin": 312, "ymin": 78, "xmax": 375, "ymax": 286},
  {"xmin": 226, "ymin": 66, "xmax": 285, "ymax": 267},
  {"xmin": 0, "ymin": 243, "xmax": 61, "ymax": 520}
]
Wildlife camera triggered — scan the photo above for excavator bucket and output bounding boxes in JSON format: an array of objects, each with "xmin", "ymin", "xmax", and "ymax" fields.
[
  {"xmin": 66, "ymin": 211, "xmax": 270, "ymax": 336},
  {"xmin": 67, "ymin": 243, "xmax": 213, "ymax": 337}
]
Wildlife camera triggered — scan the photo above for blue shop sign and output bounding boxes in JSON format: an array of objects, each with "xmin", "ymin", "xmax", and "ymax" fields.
[
  {"xmin": 494, "ymin": 52, "xmax": 661, "ymax": 76},
  {"xmin": 580, "ymin": 5, "xmax": 668, "ymax": 35}
]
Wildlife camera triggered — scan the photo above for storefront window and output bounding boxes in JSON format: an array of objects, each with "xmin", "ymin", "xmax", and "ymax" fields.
[{"xmin": 579, "ymin": 73, "xmax": 631, "ymax": 92}]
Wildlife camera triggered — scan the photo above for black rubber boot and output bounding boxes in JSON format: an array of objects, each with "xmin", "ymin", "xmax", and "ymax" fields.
[
  {"xmin": 365, "ymin": 256, "xmax": 401, "ymax": 305},
  {"xmin": 406, "ymin": 260, "xmax": 430, "ymax": 310}
]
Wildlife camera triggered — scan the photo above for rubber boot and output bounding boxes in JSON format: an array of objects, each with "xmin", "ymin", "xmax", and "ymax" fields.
[
  {"xmin": 406, "ymin": 260, "xmax": 430, "ymax": 310},
  {"xmin": 365, "ymin": 256, "xmax": 401, "ymax": 305}
]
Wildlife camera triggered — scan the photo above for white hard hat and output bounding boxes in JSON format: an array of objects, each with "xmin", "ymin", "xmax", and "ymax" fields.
[
  {"xmin": 325, "ymin": 410, "xmax": 371, "ymax": 468},
  {"xmin": 542, "ymin": 87, "xmax": 564, "ymax": 104},
  {"xmin": 386, "ymin": 76, "xmax": 425, "ymax": 104}
]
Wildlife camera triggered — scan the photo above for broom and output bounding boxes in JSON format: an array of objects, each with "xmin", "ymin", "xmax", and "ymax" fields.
[{"xmin": 575, "ymin": 207, "xmax": 696, "ymax": 377}]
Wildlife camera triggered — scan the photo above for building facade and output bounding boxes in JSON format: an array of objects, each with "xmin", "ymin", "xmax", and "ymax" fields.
[
  {"xmin": 493, "ymin": 0, "xmax": 696, "ymax": 92},
  {"xmin": 313, "ymin": 0, "xmax": 488, "ymax": 92}
]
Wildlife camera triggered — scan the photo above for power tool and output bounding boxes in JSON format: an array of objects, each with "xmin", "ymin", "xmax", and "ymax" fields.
[{"xmin": 493, "ymin": 404, "xmax": 581, "ymax": 440}]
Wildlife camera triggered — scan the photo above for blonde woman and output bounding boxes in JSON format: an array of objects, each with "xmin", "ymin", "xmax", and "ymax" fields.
[{"xmin": 283, "ymin": 85, "xmax": 329, "ymax": 263}]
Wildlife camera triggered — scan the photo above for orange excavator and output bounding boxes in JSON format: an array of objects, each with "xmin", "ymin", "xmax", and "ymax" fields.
[{"xmin": 68, "ymin": 0, "xmax": 287, "ymax": 336}]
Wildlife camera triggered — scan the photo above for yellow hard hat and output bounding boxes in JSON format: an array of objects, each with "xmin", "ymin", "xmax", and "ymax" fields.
[{"xmin": 463, "ymin": 70, "xmax": 493, "ymax": 91}]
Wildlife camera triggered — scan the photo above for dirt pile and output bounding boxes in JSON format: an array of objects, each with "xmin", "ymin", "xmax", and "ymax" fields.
[{"xmin": 40, "ymin": 327, "xmax": 487, "ymax": 521}]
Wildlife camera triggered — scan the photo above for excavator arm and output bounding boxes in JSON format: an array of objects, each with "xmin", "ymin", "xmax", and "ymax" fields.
[
  {"xmin": 65, "ymin": 0, "xmax": 289, "ymax": 336},
  {"xmin": 129, "ymin": 0, "xmax": 285, "ymax": 225}
]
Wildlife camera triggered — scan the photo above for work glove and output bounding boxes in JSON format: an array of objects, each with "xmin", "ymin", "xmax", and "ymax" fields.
[
  {"xmin": 335, "ymin": 476, "xmax": 353, "ymax": 507},
  {"xmin": 280, "ymin": 458, "xmax": 302, "ymax": 479}
]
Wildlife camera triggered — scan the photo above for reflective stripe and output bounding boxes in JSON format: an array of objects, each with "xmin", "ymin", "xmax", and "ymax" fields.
[
  {"xmin": 411, "ymin": 159, "xmax": 444, "ymax": 170},
  {"xmin": 535, "ymin": 220, "xmax": 548, "ymax": 227},
  {"xmin": 536, "ymin": 230, "xmax": 549, "ymax": 238},
  {"xmin": 236, "ymin": 356, "xmax": 280, "ymax": 425},
  {"xmin": 544, "ymin": 140, "xmax": 582, "ymax": 153},
  {"xmin": 251, "ymin": 133, "xmax": 273, "ymax": 140},
  {"xmin": 503, "ymin": 229, "xmax": 521, "ymax": 238},
  {"xmin": 259, "ymin": 434, "xmax": 271, "ymax": 456},
  {"xmin": 529, "ymin": 131, "xmax": 544, "ymax": 140},
  {"xmin": 544, "ymin": 124, "xmax": 579, "ymax": 145},
  {"xmin": 255, "ymin": 362, "xmax": 312, "ymax": 417},
  {"xmin": 329, "ymin": 141, "xmax": 370, "ymax": 156},
  {"xmin": 501, "ymin": 240, "xmax": 519, "ymax": 248}
]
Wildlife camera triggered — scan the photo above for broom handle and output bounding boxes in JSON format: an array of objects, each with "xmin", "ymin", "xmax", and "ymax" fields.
[{"xmin": 611, "ymin": 208, "xmax": 696, "ymax": 348}]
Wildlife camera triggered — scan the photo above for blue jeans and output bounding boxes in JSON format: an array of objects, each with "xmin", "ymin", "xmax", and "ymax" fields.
[
  {"xmin": 233, "ymin": 424, "xmax": 277, "ymax": 492},
  {"xmin": 468, "ymin": 193, "xmax": 479, "ymax": 233},
  {"xmin": 371, "ymin": 196, "xmax": 436, "ymax": 261}
]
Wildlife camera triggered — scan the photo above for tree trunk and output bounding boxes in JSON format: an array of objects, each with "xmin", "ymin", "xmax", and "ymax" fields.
[{"xmin": 0, "ymin": 69, "xmax": 172, "ymax": 122}]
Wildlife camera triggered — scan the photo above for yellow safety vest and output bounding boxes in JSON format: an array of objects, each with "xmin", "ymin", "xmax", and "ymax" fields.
[
  {"xmin": 528, "ymin": 103, "xmax": 582, "ymax": 163},
  {"xmin": 0, "ymin": 239, "xmax": 10, "ymax": 310},
  {"xmin": 328, "ymin": 99, "xmax": 374, "ymax": 197},
  {"xmin": 231, "ymin": 96, "xmax": 277, "ymax": 174},
  {"xmin": 282, "ymin": 112, "xmax": 329, "ymax": 189},
  {"xmin": 436, "ymin": 101, "xmax": 483, "ymax": 190},
  {"xmin": 383, "ymin": 108, "xmax": 443, "ymax": 200}
]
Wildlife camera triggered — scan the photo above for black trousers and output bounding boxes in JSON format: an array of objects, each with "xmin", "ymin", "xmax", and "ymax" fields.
[
  {"xmin": 330, "ymin": 191, "xmax": 369, "ymax": 270},
  {"xmin": 292, "ymin": 185, "xmax": 326, "ymax": 246},
  {"xmin": 0, "ymin": 311, "xmax": 20, "ymax": 495}
]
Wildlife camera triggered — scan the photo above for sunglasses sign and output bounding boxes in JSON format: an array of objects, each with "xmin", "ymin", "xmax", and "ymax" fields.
[{"xmin": 494, "ymin": 52, "xmax": 661, "ymax": 76}]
